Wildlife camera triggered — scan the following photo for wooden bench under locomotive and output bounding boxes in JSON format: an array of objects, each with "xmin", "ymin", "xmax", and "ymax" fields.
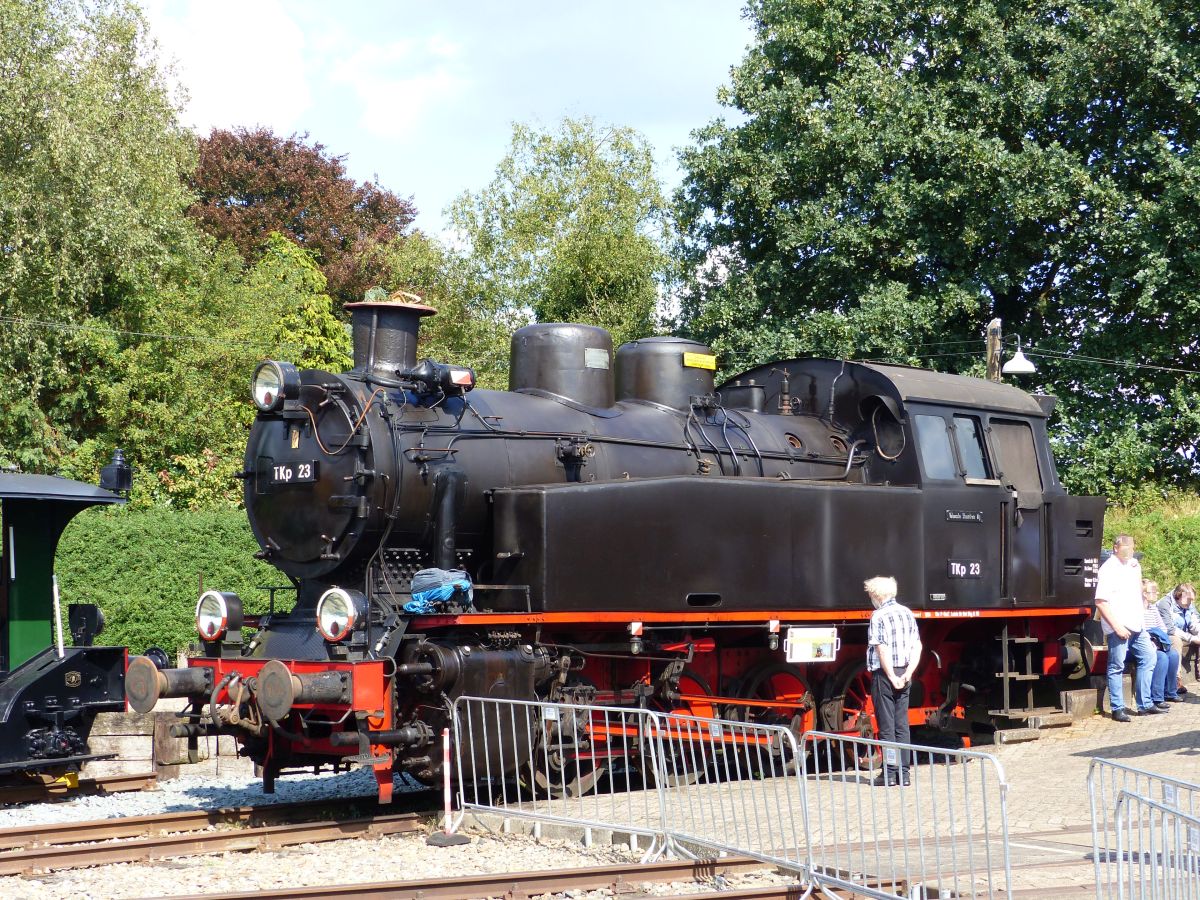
[
  {"xmin": 0, "ymin": 455, "xmax": 130, "ymax": 784},
  {"xmin": 126, "ymin": 301, "xmax": 1104, "ymax": 801}
]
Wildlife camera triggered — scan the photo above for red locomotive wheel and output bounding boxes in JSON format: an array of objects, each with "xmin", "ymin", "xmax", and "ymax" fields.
[
  {"xmin": 824, "ymin": 663, "xmax": 875, "ymax": 734},
  {"xmin": 650, "ymin": 669, "xmax": 718, "ymax": 787},
  {"xmin": 673, "ymin": 671, "xmax": 717, "ymax": 718},
  {"xmin": 524, "ymin": 682, "xmax": 608, "ymax": 799},
  {"xmin": 737, "ymin": 661, "xmax": 817, "ymax": 736}
]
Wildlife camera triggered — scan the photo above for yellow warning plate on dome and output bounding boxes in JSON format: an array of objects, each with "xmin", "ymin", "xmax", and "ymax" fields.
[{"xmin": 683, "ymin": 352, "xmax": 717, "ymax": 370}]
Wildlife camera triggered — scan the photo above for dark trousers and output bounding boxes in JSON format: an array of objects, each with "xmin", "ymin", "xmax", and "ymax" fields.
[{"xmin": 871, "ymin": 666, "xmax": 911, "ymax": 775}]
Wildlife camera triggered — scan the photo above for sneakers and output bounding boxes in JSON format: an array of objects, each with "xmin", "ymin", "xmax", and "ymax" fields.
[
  {"xmin": 1112, "ymin": 708, "xmax": 1132, "ymax": 722},
  {"xmin": 1139, "ymin": 705, "xmax": 1168, "ymax": 715},
  {"xmin": 872, "ymin": 772, "xmax": 911, "ymax": 787},
  {"xmin": 1167, "ymin": 696, "xmax": 1184, "ymax": 703}
]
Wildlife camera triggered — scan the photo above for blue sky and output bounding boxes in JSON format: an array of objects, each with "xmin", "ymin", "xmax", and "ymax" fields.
[{"xmin": 142, "ymin": 1, "xmax": 754, "ymax": 234}]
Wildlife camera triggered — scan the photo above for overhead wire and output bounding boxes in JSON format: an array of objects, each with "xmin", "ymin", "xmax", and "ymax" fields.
[
  {"xmin": 0, "ymin": 313, "xmax": 314, "ymax": 354},
  {"xmin": 866, "ymin": 345, "xmax": 1200, "ymax": 377}
]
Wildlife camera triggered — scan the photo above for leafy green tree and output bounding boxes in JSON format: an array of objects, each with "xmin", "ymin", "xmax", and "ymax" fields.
[
  {"xmin": 70, "ymin": 234, "xmax": 352, "ymax": 508},
  {"xmin": 0, "ymin": 0, "xmax": 198, "ymax": 471},
  {"xmin": 447, "ymin": 117, "xmax": 673, "ymax": 349},
  {"xmin": 677, "ymin": 0, "xmax": 1200, "ymax": 493},
  {"xmin": 189, "ymin": 128, "xmax": 417, "ymax": 306}
]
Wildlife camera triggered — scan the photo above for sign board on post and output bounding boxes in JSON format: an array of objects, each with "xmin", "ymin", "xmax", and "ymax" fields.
[{"xmin": 784, "ymin": 627, "xmax": 839, "ymax": 663}]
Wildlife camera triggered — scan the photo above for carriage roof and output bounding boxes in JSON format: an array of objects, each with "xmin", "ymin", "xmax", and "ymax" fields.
[{"xmin": 0, "ymin": 473, "xmax": 125, "ymax": 505}]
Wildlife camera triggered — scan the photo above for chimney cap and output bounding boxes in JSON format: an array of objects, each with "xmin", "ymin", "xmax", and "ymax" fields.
[{"xmin": 345, "ymin": 291, "xmax": 437, "ymax": 317}]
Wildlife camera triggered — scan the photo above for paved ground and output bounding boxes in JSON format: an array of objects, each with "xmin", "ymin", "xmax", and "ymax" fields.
[{"xmin": 993, "ymin": 676, "xmax": 1200, "ymax": 895}]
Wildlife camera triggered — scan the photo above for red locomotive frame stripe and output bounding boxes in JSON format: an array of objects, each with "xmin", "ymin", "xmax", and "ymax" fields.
[{"xmin": 411, "ymin": 606, "xmax": 1092, "ymax": 628}]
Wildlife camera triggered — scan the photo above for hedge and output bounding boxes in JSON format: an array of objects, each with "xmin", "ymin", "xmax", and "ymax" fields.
[
  {"xmin": 1105, "ymin": 496, "xmax": 1200, "ymax": 592},
  {"xmin": 56, "ymin": 505, "xmax": 286, "ymax": 655}
]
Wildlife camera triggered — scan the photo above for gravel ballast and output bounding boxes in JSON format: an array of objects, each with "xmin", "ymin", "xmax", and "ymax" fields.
[{"xmin": 0, "ymin": 770, "xmax": 803, "ymax": 899}]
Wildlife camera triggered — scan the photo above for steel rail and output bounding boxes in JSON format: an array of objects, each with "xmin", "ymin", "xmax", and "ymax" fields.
[
  {"xmin": 0, "ymin": 770, "xmax": 156, "ymax": 805},
  {"xmin": 0, "ymin": 811, "xmax": 424, "ymax": 875},
  {"xmin": 154, "ymin": 857, "xmax": 783, "ymax": 900},
  {"xmin": 0, "ymin": 794, "xmax": 396, "ymax": 850}
]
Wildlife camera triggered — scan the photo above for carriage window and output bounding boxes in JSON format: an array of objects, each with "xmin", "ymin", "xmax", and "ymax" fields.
[
  {"xmin": 990, "ymin": 419, "xmax": 1043, "ymax": 492},
  {"xmin": 952, "ymin": 416, "xmax": 990, "ymax": 479},
  {"xmin": 913, "ymin": 414, "xmax": 957, "ymax": 479}
]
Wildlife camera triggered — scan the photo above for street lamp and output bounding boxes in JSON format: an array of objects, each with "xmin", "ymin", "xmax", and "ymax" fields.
[{"xmin": 1001, "ymin": 337, "xmax": 1037, "ymax": 376}]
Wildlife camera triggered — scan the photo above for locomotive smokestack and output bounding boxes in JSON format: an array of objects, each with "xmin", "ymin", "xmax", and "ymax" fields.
[{"xmin": 345, "ymin": 293, "xmax": 437, "ymax": 382}]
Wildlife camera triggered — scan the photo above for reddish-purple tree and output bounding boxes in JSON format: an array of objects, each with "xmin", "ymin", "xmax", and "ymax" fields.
[{"xmin": 189, "ymin": 128, "xmax": 417, "ymax": 305}]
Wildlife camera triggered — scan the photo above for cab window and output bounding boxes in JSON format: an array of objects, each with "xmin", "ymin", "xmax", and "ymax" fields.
[
  {"xmin": 913, "ymin": 414, "xmax": 957, "ymax": 479},
  {"xmin": 990, "ymin": 419, "xmax": 1043, "ymax": 492},
  {"xmin": 952, "ymin": 416, "xmax": 991, "ymax": 479}
]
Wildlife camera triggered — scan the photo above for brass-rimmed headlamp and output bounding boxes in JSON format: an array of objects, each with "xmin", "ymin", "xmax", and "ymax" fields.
[
  {"xmin": 316, "ymin": 587, "xmax": 367, "ymax": 643},
  {"xmin": 195, "ymin": 590, "xmax": 243, "ymax": 642},
  {"xmin": 252, "ymin": 360, "xmax": 300, "ymax": 412}
]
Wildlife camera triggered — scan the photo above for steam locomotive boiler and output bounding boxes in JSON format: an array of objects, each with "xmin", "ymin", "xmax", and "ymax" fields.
[{"xmin": 127, "ymin": 300, "xmax": 1105, "ymax": 801}]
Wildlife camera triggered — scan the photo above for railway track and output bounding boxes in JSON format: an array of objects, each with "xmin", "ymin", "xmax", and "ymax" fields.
[
  {"xmin": 156, "ymin": 857, "xmax": 795, "ymax": 900},
  {"xmin": 0, "ymin": 793, "xmax": 434, "ymax": 875},
  {"xmin": 0, "ymin": 770, "xmax": 156, "ymax": 805}
]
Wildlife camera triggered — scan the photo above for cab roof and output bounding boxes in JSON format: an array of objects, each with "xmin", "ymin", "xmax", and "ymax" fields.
[{"xmin": 859, "ymin": 363, "xmax": 1047, "ymax": 418}]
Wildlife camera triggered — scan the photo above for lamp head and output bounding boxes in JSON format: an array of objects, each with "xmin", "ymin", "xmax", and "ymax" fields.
[{"xmin": 1001, "ymin": 338, "xmax": 1037, "ymax": 375}]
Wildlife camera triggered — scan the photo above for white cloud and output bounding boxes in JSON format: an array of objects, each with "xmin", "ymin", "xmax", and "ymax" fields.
[
  {"xmin": 142, "ymin": 0, "xmax": 311, "ymax": 134},
  {"xmin": 329, "ymin": 36, "xmax": 469, "ymax": 141}
]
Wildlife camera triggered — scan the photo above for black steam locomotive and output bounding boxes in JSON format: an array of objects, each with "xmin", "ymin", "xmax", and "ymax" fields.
[
  {"xmin": 0, "ymin": 454, "xmax": 131, "ymax": 785},
  {"xmin": 127, "ymin": 301, "xmax": 1104, "ymax": 802}
]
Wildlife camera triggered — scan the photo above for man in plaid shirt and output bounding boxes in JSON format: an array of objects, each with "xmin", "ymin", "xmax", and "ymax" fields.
[{"xmin": 865, "ymin": 576, "xmax": 922, "ymax": 787}]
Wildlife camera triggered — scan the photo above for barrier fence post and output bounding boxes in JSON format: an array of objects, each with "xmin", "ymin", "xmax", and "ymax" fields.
[{"xmin": 428, "ymin": 726, "xmax": 471, "ymax": 846}]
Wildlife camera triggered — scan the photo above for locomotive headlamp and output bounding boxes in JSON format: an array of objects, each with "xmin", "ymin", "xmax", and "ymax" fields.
[
  {"xmin": 252, "ymin": 360, "xmax": 300, "ymax": 412},
  {"xmin": 195, "ymin": 591, "xmax": 243, "ymax": 642},
  {"xmin": 316, "ymin": 587, "xmax": 367, "ymax": 642}
]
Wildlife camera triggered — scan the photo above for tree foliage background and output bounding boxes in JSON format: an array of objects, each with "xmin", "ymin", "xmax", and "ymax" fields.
[
  {"xmin": 6, "ymin": 0, "xmax": 1200, "ymax": 649},
  {"xmin": 0, "ymin": 0, "xmax": 197, "ymax": 473},
  {"xmin": 0, "ymin": 0, "xmax": 351, "ymax": 504},
  {"xmin": 380, "ymin": 117, "xmax": 673, "ymax": 388},
  {"xmin": 189, "ymin": 128, "xmax": 417, "ymax": 307},
  {"xmin": 676, "ymin": 0, "xmax": 1200, "ymax": 498}
]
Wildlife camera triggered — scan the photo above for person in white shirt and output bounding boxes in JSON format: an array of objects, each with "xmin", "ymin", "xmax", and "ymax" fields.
[{"xmin": 1094, "ymin": 535, "xmax": 1156, "ymax": 721}]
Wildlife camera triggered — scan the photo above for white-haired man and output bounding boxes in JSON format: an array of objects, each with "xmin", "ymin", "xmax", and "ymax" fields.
[{"xmin": 865, "ymin": 576, "xmax": 922, "ymax": 787}]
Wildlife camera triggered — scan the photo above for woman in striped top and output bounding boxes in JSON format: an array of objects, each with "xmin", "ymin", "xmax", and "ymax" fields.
[{"xmin": 1143, "ymin": 580, "xmax": 1181, "ymax": 709}]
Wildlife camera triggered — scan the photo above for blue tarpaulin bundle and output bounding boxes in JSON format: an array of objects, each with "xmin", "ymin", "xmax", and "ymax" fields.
[{"xmin": 404, "ymin": 568, "xmax": 473, "ymax": 614}]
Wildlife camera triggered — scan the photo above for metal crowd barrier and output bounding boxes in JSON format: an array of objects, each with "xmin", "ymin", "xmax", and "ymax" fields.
[
  {"xmin": 650, "ymin": 710, "xmax": 808, "ymax": 872},
  {"xmin": 449, "ymin": 695, "xmax": 669, "ymax": 860},
  {"xmin": 1089, "ymin": 758, "xmax": 1200, "ymax": 897},
  {"xmin": 448, "ymin": 696, "xmax": 1013, "ymax": 898},
  {"xmin": 801, "ymin": 731, "xmax": 1012, "ymax": 899},
  {"xmin": 1111, "ymin": 790, "xmax": 1200, "ymax": 898}
]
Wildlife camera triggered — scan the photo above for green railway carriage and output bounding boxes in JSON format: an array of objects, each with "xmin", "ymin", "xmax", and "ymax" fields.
[{"xmin": 0, "ymin": 464, "xmax": 128, "ymax": 776}]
